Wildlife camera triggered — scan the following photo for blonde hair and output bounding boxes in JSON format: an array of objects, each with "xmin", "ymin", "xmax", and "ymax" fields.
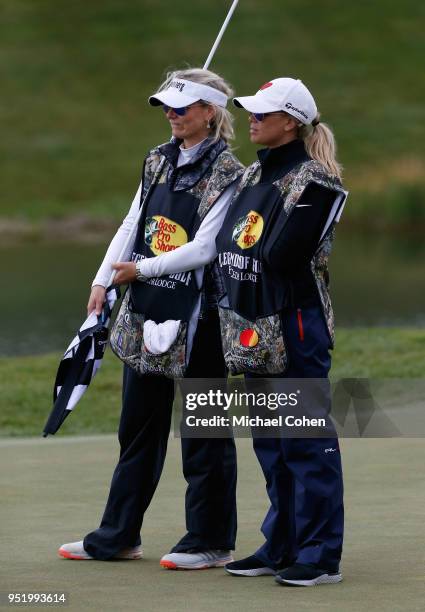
[
  {"xmin": 158, "ymin": 67, "xmax": 235, "ymax": 143},
  {"xmin": 298, "ymin": 113, "xmax": 343, "ymax": 179}
]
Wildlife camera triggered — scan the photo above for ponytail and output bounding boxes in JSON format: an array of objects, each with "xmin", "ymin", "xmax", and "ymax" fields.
[{"xmin": 298, "ymin": 114, "xmax": 343, "ymax": 179}]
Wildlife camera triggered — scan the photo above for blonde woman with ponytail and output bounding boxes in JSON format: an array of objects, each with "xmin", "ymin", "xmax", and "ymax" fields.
[{"xmin": 216, "ymin": 78, "xmax": 346, "ymax": 586}]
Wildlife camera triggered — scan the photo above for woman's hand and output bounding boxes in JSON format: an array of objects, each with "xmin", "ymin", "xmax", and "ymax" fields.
[
  {"xmin": 112, "ymin": 262, "xmax": 137, "ymax": 285},
  {"xmin": 87, "ymin": 285, "xmax": 106, "ymax": 316}
]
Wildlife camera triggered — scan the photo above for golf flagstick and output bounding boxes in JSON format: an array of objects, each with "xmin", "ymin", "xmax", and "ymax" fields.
[
  {"xmin": 203, "ymin": 0, "xmax": 240, "ymax": 70},
  {"xmin": 106, "ymin": 0, "xmax": 240, "ymax": 288}
]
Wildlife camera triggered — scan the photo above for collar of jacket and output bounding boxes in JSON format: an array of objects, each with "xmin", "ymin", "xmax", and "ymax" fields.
[
  {"xmin": 158, "ymin": 137, "xmax": 228, "ymax": 192},
  {"xmin": 256, "ymin": 139, "xmax": 310, "ymax": 183}
]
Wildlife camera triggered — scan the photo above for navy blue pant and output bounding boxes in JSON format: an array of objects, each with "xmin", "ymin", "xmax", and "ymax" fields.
[
  {"xmin": 251, "ymin": 306, "xmax": 344, "ymax": 572},
  {"xmin": 84, "ymin": 310, "xmax": 237, "ymax": 560}
]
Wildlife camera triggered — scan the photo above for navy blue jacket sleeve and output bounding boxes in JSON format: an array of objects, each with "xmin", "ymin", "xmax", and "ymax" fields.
[{"xmin": 264, "ymin": 182, "xmax": 338, "ymax": 274}]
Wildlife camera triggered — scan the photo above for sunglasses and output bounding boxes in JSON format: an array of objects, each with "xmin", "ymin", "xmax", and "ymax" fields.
[
  {"xmin": 251, "ymin": 111, "xmax": 286, "ymax": 122},
  {"xmin": 162, "ymin": 103, "xmax": 205, "ymax": 116}
]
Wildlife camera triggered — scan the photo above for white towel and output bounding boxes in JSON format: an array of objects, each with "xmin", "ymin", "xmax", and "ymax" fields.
[{"xmin": 143, "ymin": 319, "xmax": 181, "ymax": 355}]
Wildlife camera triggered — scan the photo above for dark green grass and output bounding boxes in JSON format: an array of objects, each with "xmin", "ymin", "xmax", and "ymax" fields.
[
  {"xmin": 1, "ymin": 327, "xmax": 424, "ymax": 437},
  {"xmin": 1, "ymin": 0, "xmax": 425, "ymax": 227}
]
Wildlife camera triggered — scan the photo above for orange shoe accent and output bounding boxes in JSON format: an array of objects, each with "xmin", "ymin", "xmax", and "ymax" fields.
[
  {"xmin": 159, "ymin": 560, "xmax": 212, "ymax": 571},
  {"xmin": 58, "ymin": 548, "xmax": 90, "ymax": 560},
  {"xmin": 160, "ymin": 560, "xmax": 178, "ymax": 569}
]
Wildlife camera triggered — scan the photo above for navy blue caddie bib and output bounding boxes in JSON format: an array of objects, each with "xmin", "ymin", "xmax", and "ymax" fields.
[
  {"xmin": 130, "ymin": 183, "xmax": 201, "ymax": 322},
  {"xmin": 216, "ymin": 182, "xmax": 289, "ymax": 321}
]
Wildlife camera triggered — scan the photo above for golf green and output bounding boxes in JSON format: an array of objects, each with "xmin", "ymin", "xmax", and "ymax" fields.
[{"xmin": 0, "ymin": 436, "xmax": 423, "ymax": 611}]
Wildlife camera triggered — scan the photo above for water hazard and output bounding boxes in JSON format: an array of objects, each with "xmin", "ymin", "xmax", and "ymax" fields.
[{"xmin": 1, "ymin": 231, "xmax": 424, "ymax": 356}]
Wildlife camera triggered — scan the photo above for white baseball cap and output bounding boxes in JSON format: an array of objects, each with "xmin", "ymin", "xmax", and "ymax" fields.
[
  {"xmin": 149, "ymin": 78, "xmax": 228, "ymax": 108},
  {"xmin": 234, "ymin": 78, "xmax": 317, "ymax": 125}
]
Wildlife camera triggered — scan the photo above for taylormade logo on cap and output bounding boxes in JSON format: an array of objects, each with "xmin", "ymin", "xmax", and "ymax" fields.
[
  {"xmin": 234, "ymin": 77, "xmax": 318, "ymax": 125},
  {"xmin": 285, "ymin": 102, "xmax": 309, "ymax": 121}
]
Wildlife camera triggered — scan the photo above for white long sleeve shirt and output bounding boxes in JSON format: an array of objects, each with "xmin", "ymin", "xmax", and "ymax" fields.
[{"xmin": 92, "ymin": 139, "xmax": 238, "ymax": 287}]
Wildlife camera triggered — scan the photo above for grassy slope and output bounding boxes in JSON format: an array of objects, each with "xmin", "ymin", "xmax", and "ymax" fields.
[
  {"xmin": 1, "ymin": 327, "xmax": 424, "ymax": 437},
  {"xmin": 1, "ymin": 0, "xmax": 425, "ymax": 227}
]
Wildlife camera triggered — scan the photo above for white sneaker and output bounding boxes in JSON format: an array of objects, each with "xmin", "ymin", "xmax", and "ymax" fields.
[
  {"xmin": 160, "ymin": 550, "xmax": 233, "ymax": 570},
  {"xmin": 58, "ymin": 540, "xmax": 143, "ymax": 560}
]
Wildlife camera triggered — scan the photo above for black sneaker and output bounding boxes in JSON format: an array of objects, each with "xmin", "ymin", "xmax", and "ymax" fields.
[
  {"xmin": 225, "ymin": 554, "xmax": 276, "ymax": 577},
  {"xmin": 275, "ymin": 563, "xmax": 342, "ymax": 587}
]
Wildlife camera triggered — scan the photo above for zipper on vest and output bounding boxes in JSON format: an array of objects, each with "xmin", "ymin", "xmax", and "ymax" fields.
[{"xmin": 297, "ymin": 308, "xmax": 304, "ymax": 342}]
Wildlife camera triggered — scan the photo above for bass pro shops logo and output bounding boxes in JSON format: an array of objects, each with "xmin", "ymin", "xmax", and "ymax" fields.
[
  {"xmin": 144, "ymin": 215, "xmax": 188, "ymax": 255},
  {"xmin": 232, "ymin": 210, "xmax": 264, "ymax": 250}
]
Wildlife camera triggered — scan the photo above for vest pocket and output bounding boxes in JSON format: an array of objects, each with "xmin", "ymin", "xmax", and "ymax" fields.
[
  {"xmin": 139, "ymin": 320, "xmax": 187, "ymax": 377},
  {"xmin": 110, "ymin": 290, "xmax": 145, "ymax": 372},
  {"xmin": 218, "ymin": 306, "xmax": 288, "ymax": 375},
  {"xmin": 110, "ymin": 289, "xmax": 188, "ymax": 378}
]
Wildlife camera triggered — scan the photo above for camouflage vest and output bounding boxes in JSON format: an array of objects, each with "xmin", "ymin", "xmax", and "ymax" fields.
[
  {"xmin": 216, "ymin": 159, "xmax": 345, "ymax": 375},
  {"xmin": 110, "ymin": 139, "xmax": 244, "ymax": 378},
  {"xmin": 130, "ymin": 140, "xmax": 244, "ymax": 319}
]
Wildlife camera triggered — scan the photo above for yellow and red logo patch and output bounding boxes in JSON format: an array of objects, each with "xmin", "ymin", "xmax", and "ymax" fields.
[
  {"xmin": 232, "ymin": 210, "xmax": 264, "ymax": 250},
  {"xmin": 144, "ymin": 215, "xmax": 188, "ymax": 255},
  {"xmin": 240, "ymin": 328, "xmax": 259, "ymax": 347}
]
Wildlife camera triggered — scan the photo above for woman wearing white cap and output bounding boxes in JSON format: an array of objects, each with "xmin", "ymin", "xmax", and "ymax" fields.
[
  {"xmin": 216, "ymin": 78, "xmax": 346, "ymax": 586},
  {"xmin": 58, "ymin": 68, "xmax": 244, "ymax": 568}
]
